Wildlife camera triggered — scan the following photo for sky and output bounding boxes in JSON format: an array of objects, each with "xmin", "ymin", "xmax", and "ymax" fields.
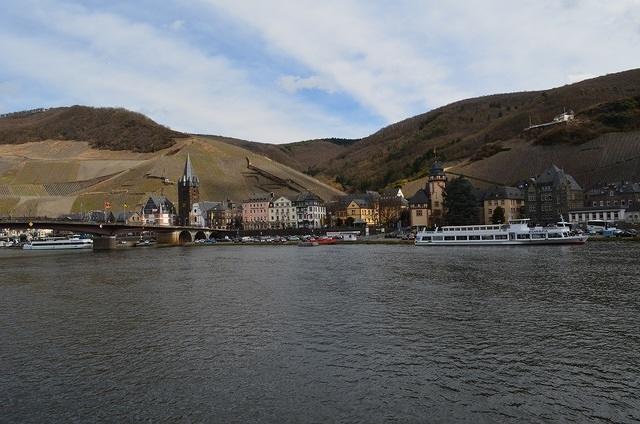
[{"xmin": 1, "ymin": 1, "xmax": 639, "ymax": 143}]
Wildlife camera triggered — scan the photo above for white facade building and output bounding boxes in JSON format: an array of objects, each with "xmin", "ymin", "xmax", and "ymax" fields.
[
  {"xmin": 294, "ymin": 192, "xmax": 326, "ymax": 229},
  {"xmin": 568, "ymin": 207, "xmax": 632, "ymax": 224},
  {"xmin": 268, "ymin": 196, "xmax": 297, "ymax": 229}
]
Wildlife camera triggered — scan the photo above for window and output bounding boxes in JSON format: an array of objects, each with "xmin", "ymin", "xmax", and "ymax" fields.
[
  {"xmin": 433, "ymin": 236, "xmax": 444, "ymax": 241},
  {"xmin": 444, "ymin": 236, "xmax": 455, "ymax": 241},
  {"xmin": 517, "ymin": 234, "xmax": 530, "ymax": 239},
  {"xmin": 495, "ymin": 234, "xmax": 508, "ymax": 240},
  {"xmin": 416, "ymin": 210, "xmax": 423, "ymax": 216},
  {"xmin": 421, "ymin": 236, "xmax": 431, "ymax": 241},
  {"xmin": 456, "ymin": 235, "xmax": 468, "ymax": 241},
  {"xmin": 482, "ymin": 235, "xmax": 494, "ymax": 240},
  {"xmin": 469, "ymin": 235, "xmax": 481, "ymax": 240}
]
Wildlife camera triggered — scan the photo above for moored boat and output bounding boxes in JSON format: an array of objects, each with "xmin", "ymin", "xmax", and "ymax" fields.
[
  {"xmin": 22, "ymin": 236, "xmax": 93, "ymax": 250},
  {"xmin": 315, "ymin": 237, "xmax": 337, "ymax": 245},
  {"xmin": 415, "ymin": 219, "xmax": 587, "ymax": 246}
]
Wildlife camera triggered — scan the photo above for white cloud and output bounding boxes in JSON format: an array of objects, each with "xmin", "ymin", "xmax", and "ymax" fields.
[
  {"xmin": 1, "ymin": 0, "xmax": 639, "ymax": 143},
  {"xmin": 278, "ymin": 75, "xmax": 337, "ymax": 94},
  {"xmin": 0, "ymin": 1, "xmax": 370, "ymax": 142},
  {"xmin": 205, "ymin": 0, "xmax": 468, "ymax": 122},
  {"xmin": 204, "ymin": 0, "xmax": 640, "ymax": 117}
]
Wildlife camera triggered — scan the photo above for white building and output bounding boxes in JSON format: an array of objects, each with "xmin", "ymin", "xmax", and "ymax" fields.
[
  {"xmin": 268, "ymin": 196, "xmax": 297, "ymax": 229},
  {"xmin": 568, "ymin": 206, "xmax": 640, "ymax": 225},
  {"xmin": 294, "ymin": 192, "xmax": 326, "ymax": 229}
]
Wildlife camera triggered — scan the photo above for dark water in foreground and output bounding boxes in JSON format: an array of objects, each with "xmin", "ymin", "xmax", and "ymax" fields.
[{"xmin": 1, "ymin": 243, "xmax": 639, "ymax": 423}]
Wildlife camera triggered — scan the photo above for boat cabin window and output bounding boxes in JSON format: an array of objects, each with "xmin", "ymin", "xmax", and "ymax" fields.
[
  {"xmin": 532, "ymin": 233, "xmax": 546, "ymax": 239},
  {"xmin": 421, "ymin": 236, "xmax": 432, "ymax": 241},
  {"xmin": 495, "ymin": 234, "xmax": 508, "ymax": 240},
  {"xmin": 469, "ymin": 235, "xmax": 481, "ymax": 240},
  {"xmin": 517, "ymin": 234, "xmax": 531, "ymax": 239},
  {"xmin": 548, "ymin": 233, "xmax": 561, "ymax": 239},
  {"xmin": 456, "ymin": 235, "xmax": 468, "ymax": 241},
  {"xmin": 433, "ymin": 236, "xmax": 444, "ymax": 241},
  {"xmin": 482, "ymin": 235, "xmax": 494, "ymax": 240},
  {"xmin": 444, "ymin": 236, "xmax": 455, "ymax": 241}
]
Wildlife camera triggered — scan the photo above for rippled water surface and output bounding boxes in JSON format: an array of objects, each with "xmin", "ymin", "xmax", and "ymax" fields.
[{"xmin": 1, "ymin": 243, "xmax": 639, "ymax": 423}]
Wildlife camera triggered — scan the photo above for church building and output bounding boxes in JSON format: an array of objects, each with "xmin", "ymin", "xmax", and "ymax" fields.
[{"xmin": 178, "ymin": 154, "xmax": 202, "ymax": 226}]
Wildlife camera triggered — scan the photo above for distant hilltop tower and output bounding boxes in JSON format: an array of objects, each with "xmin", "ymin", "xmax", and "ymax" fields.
[{"xmin": 178, "ymin": 153, "xmax": 200, "ymax": 226}]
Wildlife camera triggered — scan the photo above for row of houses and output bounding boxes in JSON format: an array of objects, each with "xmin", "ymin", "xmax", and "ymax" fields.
[
  {"xmin": 241, "ymin": 191, "xmax": 326, "ymax": 230},
  {"xmin": 459, "ymin": 165, "xmax": 640, "ymax": 226},
  {"xmin": 75, "ymin": 154, "xmax": 640, "ymax": 230}
]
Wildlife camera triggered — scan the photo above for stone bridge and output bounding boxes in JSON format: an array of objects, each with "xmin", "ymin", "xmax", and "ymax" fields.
[{"xmin": 0, "ymin": 219, "xmax": 231, "ymax": 250}]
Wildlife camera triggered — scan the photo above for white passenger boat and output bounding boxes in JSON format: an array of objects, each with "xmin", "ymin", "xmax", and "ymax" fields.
[
  {"xmin": 22, "ymin": 236, "xmax": 93, "ymax": 250},
  {"xmin": 415, "ymin": 219, "xmax": 587, "ymax": 246}
]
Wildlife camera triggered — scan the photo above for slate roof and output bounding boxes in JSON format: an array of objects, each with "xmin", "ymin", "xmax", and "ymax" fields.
[
  {"xmin": 481, "ymin": 185, "xmax": 524, "ymax": 201},
  {"xmin": 429, "ymin": 160, "xmax": 445, "ymax": 177},
  {"xmin": 295, "ymin": 191, "xmax": 321, "ymax": 202},
  {"xmin": 381, "ymin": 187, "xmax": 404, "ymax": 198},
  {"xmin": 199, "ymin": 201, "xmax": 223, "ymax": 213},
  {"xmin": 535, "ymin": 164, "xmax": 582, "ymax": 190},
  {"xmin": 408, "ymin": 188, "xmax": 430, "ymax": 205}
]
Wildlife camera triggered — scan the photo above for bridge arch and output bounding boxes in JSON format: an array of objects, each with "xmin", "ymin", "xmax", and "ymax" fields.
[
  {"xmin": 194, "ymin": 230, "xmax": 207, "ymax": 241},
  {"xmin": 178, "ymin": 230, "xmax": 193, "ymax": 244}
]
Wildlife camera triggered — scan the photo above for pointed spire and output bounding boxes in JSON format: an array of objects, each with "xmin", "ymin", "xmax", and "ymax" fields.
[
  {"xmin": 180, "ymin": 153, "xmax": 199, "ymax": 186},
  {"xmin": 184, "ymin": 153, "xmax": 194, "ymax": 180}
]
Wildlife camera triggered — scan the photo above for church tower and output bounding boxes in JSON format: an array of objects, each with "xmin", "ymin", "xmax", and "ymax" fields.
[
  {"xmin": 178, "ymin": 154, "xmax": 200, "ymax": 225},
  {"xmin": 427, "ymin": 158, "xmax": 447, "ymax": 225}
]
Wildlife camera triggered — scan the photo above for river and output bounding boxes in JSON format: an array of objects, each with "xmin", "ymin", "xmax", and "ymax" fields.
[{"xmin": 1, "ymin": 243, "xmax": 638, "ymax": 422}]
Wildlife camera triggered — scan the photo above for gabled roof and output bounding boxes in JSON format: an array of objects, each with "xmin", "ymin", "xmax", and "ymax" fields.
[
  {"xmin": 244, "ymin": 192, "xmax": 274, "ymax": 202},
  {"xmin": 147, "ymin": 195, "xmax": 174, "ymax": 208},
  {"xmin": 481, "ymin": 185, "xmax": 524, "ymax": 201},
  {"xmin": 295, "ymin": 191, "xmax": 324, "ymax": 203},
  {"xmin": 408, "ymin": 188, "xmax": 430, "ymax": 205},
  {"xmin": 381, "ymin": 187, "xmax": 404, "ymax": 198},
  {"xmin": 344, "ymin": 198, "xmax": 375, "ymax": 209},
  {"xmin": 535, "ymin": 164, "xmax": 582, "ymax": 190},
  {"xmin": 199, "ymin": 201, "xmax": 223, "ymax": 213}
]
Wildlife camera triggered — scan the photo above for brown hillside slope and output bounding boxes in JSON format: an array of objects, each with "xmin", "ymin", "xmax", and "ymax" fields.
[
  {"xmin": 0, "ymin": 106, "xmax": 186, "ymax": 152},
  {"xmin": 0, "ymin": 137, "xmax": 343, "ymax": 217},
  {"xmin": 221, "ymin": 68, "xmax": 640, "ymax": 191}
]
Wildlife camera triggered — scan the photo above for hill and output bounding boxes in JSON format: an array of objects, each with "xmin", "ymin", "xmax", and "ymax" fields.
[
  {"xmin": 0, "ymin": 106, "xmax": 185, "ymax": 152},
  {"xmin": 0, "ymin": 107, "xmax": 343, "ymax": 216},
  {"xmin": 221, "ymin": 68, "xmax": 640, "ymax": 192}
]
